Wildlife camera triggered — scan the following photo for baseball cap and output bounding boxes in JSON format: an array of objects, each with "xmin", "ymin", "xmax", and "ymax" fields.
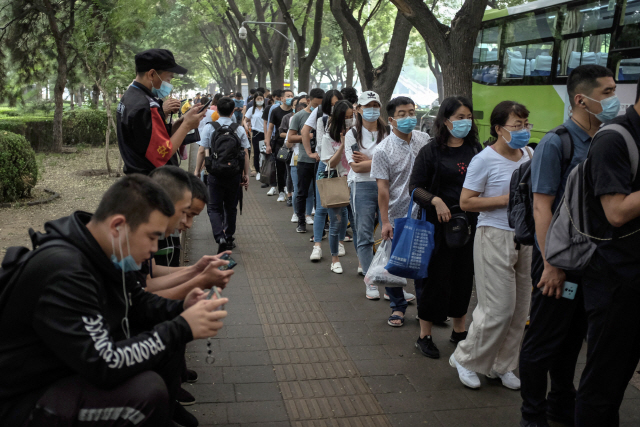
[
  {"xmin": 135, "ymin": 49, "xmax": 188, "ymax": 74},
  {"xmin": 358, "ymin": 91, "xmax": 381, "ymax": 106},
  {"xmin": 297, "ymin": 92, "xmax": 308, "ymax": 97}
]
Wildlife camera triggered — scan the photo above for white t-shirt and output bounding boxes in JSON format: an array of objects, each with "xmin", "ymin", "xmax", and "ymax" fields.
[
  {"xmin": 245, "ymin": 107, "xmax": 265, "ymax": 133},
  {"xmin": 198, "ymin": 109, "xmax": 215, "ymax": 134},
  {"xmin": 320, "ymin": 132, "xmax": 350, "ymax": 177},
  {"xmin": 345, "ymin": 127, "xmax": 379, "ymax": 183},
  {"xmin": 463, "ymin": 146, "xmax": 532, "ymax": 231},
  {"xmin": 315, "ymin": 115, "xmax": 328, "ymax": 159},
  {"xmin": 305, "ymin": 108, "xmax": 320, "ymax": 129},
  {"xmin": 284, "ymin": 129, "xmax": 299, "ymax": 167}
]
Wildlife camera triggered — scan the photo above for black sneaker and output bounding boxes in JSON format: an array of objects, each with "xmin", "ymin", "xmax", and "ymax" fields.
[
  {"xmin": 297, "ymin": 225, "xmax": 307, "ymax": 233},
  {"xmin": 286, "ymin": 196, "xmax": 293, "ymax": 207},
  {"xmin": 184, "ymin": 369, "xmax": 198, "ymax": 383},
  {"xmin": 415, "ymin": 335, "xmax": 440, "ymax": 359},
  {"xmin": 226, "ymin": 238, "xmax": 237, "ymax": 250},
  {"xmin": 450, "ymin": 330, "xmax": 468, "ymax": 344},
  {"xmin": 260, "ymin": 183, "xmax": 269, "ymax": 188},
  {"xmin": 176, "ymin": 386, "xmax": 196, "ymax": 406},
  {"xmin": 173, "ymin": 402, "xmax": 199, "ymax": 426},
  {"xmin": 217, "ymin": 237, "xmax": 228, "ymax": 254}
]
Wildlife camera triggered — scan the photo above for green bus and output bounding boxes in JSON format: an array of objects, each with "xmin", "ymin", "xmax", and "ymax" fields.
[{"xmin": 472, "ymin": 0, "xmax": 640, "ymax": 145}]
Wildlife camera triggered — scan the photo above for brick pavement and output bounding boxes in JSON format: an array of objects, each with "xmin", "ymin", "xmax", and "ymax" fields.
[{"xmin": 181, "ymin": 180, "xmax": 640, "ymax": 427}]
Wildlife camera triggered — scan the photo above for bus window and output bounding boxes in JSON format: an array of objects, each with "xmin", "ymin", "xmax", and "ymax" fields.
[
  {"xmin": 559, "ymin": 35, "xmax": 611, "ymax": 76},
  {"xmin": 616, "ymin": 57, "xmax": 640, "ymax": 81},
  {"xmin": 617, "ymin": 0, "xmax": 640, "ymax": 50},
  {"xmin": 503, "ymin": 43, "xmax": 554, "ymax": 80},
  {"xmin": 561, "ymin": 0, "xmax": 615, "ymax": 35},
  {"xmin": 620, "ymin": 0, "xmax": 640, "ymax": 25},
  {"xmin": 479, "ymin": 25, "xmax": 501, "ymax": 62},
  {"xmin": 505, "ymin": 10, "xmax": 556, "ymax": 44}
]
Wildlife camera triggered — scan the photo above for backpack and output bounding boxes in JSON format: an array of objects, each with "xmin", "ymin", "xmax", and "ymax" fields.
[
  {"xmin": 507, "ymin": 126, "xmax": 574, "ymax": 246},
  {"xmin": 545, "ymin": 124, "xmax": 640, "ymax": 272},
  {"xmin": 204, "ymin": 122, "xmax": 244, "ymax": 178}
]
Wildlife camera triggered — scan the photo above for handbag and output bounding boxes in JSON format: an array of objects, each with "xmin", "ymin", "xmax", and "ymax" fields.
[
  {"xmin": 444, "ymin": 205, "xmax": 472, "ymax": 249},
  {"xmin": 260, "ymin": 155, "xmax": 275, "ymax": 186},
  {"xmin": 385, "ymin": 190, "xmax": 436, "ymax": 280},
  {"xmin": 182, "ymin": 128, "xmax": 201, "ymax": 145},
  {"xmin": 316, "ymin": 165, "xmax": 350, "ymax": 208},
  {"xmin": 276, "ymin": 145, "xmax": 292, "ymax": 164}
]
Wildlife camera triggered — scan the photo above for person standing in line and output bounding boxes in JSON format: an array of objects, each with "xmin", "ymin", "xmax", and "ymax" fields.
[
  {"xmin": 408, "ymin": 96, "xmax": 481, "ymax": 358},
  {"xmin": 451, "ymin": 100, "xmax": 533, "ymax": 390},
  {"xmin": 244, "ymin": 91, "xmax": 266, "ymax": 182},
  {"xmin": 345, "ymin": 90, "xmax": 388, "ymax": 284},
  {"xmin": 233, "ymin": 92, "xmax": 244, "ymax": 123},
  {"xmin": 285, "ymin": 99, "xmax": 314, "ymax": 220},
  {"xmin": 279, "ymin": 96, "xmax": 301, "ymax": 207},
  {"xmin": 265, "ymin": 89, "xmax": 295, "ymax": 202},
  {"xmin": 370, "ymin": 96, "xmax": 428, "ymax": 327},
  {"xmin": 194, "ymin": 97, "xmax": 251, "ymax": 253},
  {"xmin": 519, "ymin": 65, "xmax": 616, "ymax": 427},
  {"xmin": 262, "ymin": 89, "xmax": 283, "ymax": 196}
]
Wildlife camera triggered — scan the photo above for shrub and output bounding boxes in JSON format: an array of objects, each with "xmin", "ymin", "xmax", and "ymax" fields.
[
  {"xmin": 0, "ymin": 131, "xmax": 38, "ymax": 203},
  {"xmin": 62, "ymin": 108, "xmax": 110, "ymax": 146},
  {"xmin": 0, "ymin": 117, "xmax": 55, "ymax": 151}
]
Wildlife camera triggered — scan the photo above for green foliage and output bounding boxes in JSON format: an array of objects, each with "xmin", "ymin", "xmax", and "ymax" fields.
[
  {"xmin": 0, "ymin": 131, "xmax": 38, "ymax": 203},
  {"xmin": 62, "ymin": 108, "xmax": 113, "ymax": 146},
  {"xmin": 23, "ymin": 99, "xmax": 56, "ymax": 115}
]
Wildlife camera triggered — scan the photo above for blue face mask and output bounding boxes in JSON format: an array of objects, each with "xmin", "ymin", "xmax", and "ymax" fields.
[
  {"xmin": 393, "ymin": 116, "xmax": 417, "ymax": 134},
  {"xmin": 285, "ymin": 98, "xmax": 293, "ymax": 106},
  {"xmin": 309, "ymin": 106, "xmax": 316, "ymax": 112},
  {"xmin": 362, "ymin": 108, "xmax": 381, "ymax": 123},
  {"xmin": 151, "ymin": 72, "xmax": 172, "ymax": 99},
  {"xmin": 110, "ymin": 226, "xmax": 142, "ymax": 273},
  {"xmin": 583, "ymin": 94, "xmax": 620, "ymax": 123},
  {"xmin": 448, "ymin": 119, "xmax": 472, "ymax": 139},
  {"xmin": 274, "ymin": 100, "xmax": 282, "ymax": 107},
  {"xmin": 503, "ymin": 128, "xmax": 531, "ymax": 149},
  {"xmin": 234, "ymin": 99, "xmax": 244, "ymax": 107}
]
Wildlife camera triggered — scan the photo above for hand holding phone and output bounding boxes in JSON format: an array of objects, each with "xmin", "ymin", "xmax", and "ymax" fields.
[
  {"xmin": 218, "ymin": 253, "xmax": 237, "ymax": 271},
  {"xmin": 351, "ymin": 143, "xmax": 360, "ymax": 153},
  {"xmin": 198, "ymin": 99, "xmax": 213, "ymax": 113}
]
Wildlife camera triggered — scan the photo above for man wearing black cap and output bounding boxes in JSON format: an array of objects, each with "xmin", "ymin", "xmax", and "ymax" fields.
[{"xmin": 117, "ymin": 49, "xmax": 205, "ymax": 175}]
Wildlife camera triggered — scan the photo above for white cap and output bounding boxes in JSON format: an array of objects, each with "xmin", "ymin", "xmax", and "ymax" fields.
[
  {"xmin": 358, "ymin": 91, "xmax": 381, "ymax": 106},
  {"xmin": 297, "ymin": 92, "xmax": 308, "ymax": 97}
]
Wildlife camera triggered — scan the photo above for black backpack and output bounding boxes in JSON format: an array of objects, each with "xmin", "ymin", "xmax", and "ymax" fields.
[
  {"xmin": 507, "ymin": 125, "xmax": 574, "ymax": 246},
  {"xmin": 205, "ymin": 122, "xmax": 244, "ymax": 178}
]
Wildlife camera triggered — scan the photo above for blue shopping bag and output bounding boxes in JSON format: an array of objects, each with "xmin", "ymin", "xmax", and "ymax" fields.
[{"xmin": 385, "ymin": 190, "xmax": 435, "ymax": 279}]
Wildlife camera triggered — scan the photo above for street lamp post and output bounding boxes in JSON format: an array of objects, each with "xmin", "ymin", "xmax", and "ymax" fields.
[{"xmin": 239, "ymin": 21, "xmax": 295, "ymax": 93}]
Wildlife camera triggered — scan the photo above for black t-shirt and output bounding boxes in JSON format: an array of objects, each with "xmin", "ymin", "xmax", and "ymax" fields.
[
  {"xmin": 269, "ymin": 106, "xmax": 292, "ymax": 144},
  {"xmin": 262, "ymin": 104, "xmax": 273, "ymax": 122},
  {"xmin": 586, "ymin": 106, "xmax": 640, "ymax": 283}
]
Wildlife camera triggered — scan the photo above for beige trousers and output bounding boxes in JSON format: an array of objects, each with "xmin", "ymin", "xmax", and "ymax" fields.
[{"xmin": 454, "ymin": 226, "xmax": 532, "ymax": 376}]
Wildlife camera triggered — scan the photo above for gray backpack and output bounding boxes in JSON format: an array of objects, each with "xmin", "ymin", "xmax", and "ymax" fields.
[{"xmin": 545, "ymin": 124, "xmax": 639, "ymax": 271}]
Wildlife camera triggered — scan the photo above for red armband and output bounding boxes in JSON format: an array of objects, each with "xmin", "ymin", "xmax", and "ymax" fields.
[{"xmin": 145, "ymin": 108, "xmax": 173, "ymax": 167}]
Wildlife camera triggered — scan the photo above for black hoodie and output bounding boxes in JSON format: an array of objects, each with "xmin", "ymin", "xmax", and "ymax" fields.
[{"xmin": 0, "ymin": 212, "xmax": 192, "ymax": 425}]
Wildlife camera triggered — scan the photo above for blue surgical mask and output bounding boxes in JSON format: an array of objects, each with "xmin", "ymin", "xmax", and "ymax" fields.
[
  {"xmin": 274, "ymin": 100, "xmax": 282, "ymax": 107},
  {"xmin": 285, "ymin": 98, "xmax": 293, "ymax": 106},
  {"xmin": 582, "ymin": 94, "xmax": 620, "ymax": 123},
  {"xmin": 110, "ymin": 225, "xmax": 141, "ymax": 273},
  {"xmin": 392, "ymin": 116, "xmax": 417, "ymax": 134},
  {"xmin": 448, "ymin": 119, "xmax": 472, "ymax": 139},
  {"xmin": 151, "ymin": 72, "xmax": 172, "ymax": 99},
  {"xmin": 362, "ymin": 108, "xmax": 380, "ymax": 123},
  {"xmin": 502, "ymin": 128, "xmax": 531, "ymax": 149},
  {"xmin": 310, "ymin": 106, "xmax": 316, "ymax": 112}
]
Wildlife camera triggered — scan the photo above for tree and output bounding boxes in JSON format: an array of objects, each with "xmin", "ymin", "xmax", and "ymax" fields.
[
  {"xmin": 391, "ymin": 0, "xmax": 488, "ymax": 100},
  {"xmin": 330, "ymin": 0, "xmax": 412, "ymax": 116}
]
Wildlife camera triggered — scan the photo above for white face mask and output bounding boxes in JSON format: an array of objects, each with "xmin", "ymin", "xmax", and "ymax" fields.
[
  {"xmin": 345, "ymin": 118, "xmax": 354, "ymax": 129},
  {"xmin": 256, "ymin": 100, "xmax": 264, "ymax": 106}
]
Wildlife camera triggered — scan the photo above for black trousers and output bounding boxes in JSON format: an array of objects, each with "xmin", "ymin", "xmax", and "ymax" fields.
[
  {"xmin": 296, "ymin": 161, "xmax": 317, "ymax": 227},
  {"xmin": 22, "ymin": 345, "xmax": 186, "ymax": 427},
  {"xmin": 251, "ymin": 131, "xmax": 263, "ymax": 173},
  {"xmin": 519, "ymin": 245, "xmax": 587, "ymax": 424},
  {"xmin": 416, "ymin": 228, "xmax": 475, "ymax": 322},
  {"xmin": 270, "ymin": 140, "xmax": 286, "ymax": 192},
  {"xmin": 575, "ymin": 255, "xmax": 640, "ymax": 427},
  {"xmin": 207, "ymin": 173, "xmax": 241, "ymax": 243}
]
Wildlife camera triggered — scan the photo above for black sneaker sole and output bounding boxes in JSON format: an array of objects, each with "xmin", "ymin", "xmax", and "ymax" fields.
[{"xmin": 415, "ymin": 342, "xmax": 440, "ymax": 359}]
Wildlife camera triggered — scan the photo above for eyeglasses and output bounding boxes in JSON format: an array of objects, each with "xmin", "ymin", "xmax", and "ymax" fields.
[{"xmin": 503, "ymin": 123, "xmax": 533, "ymax": 131}]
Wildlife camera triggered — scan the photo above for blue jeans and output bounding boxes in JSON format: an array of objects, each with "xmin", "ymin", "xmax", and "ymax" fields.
[
  {"xmin": 350, "ymin": 181, "xmax": 379, "ymax": 274},
  {"xmin": 384, "ymin": 225, "xmax": 408, "ymax": 314},
  {"xmin": 291, "ymin": 165, "xmax": 314, "ymax": 216},
  {"xmin": 313, "ymin": 162, "xmax": 329, "ymax": 243},
  {"xmin": 328, "ymin": 206, "xmax": 349, "ymax": 256}
]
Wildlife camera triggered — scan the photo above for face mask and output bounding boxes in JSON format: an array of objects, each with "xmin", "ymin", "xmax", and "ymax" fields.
[
  {"xmin": 582, "ymin": 94, "xmax": 620, "ymax": 123},
  {"xmin": 110, "ymin": 225, "xmax": 141, "ymax": 273},
  {"xmin": 274, "ymin": 100, "xmax": 282, "ymax": 107},
  {"xmin": 285, "ymin": 98, "xmax": 293, "ymax": 106},
  {"xmin": 345, "ymin": 118, "xmax": 354, "ymax": 129},
  {"xmin": 502, "ymin": 128, "xmax": 531, "ymax": 149},
  {"xmin": 330, "ymin": 105, "xmax": 335, "ymax": 114},
  {"xmin": 448, "ymin": 119, "xmax": 472, "ymax": 139},
  {"xmin": 362, "ymin": 108, "xmax": 380, "ymax": 123},
  {"xmin": 234, "ymin": 99, "xmax": 244, "ymax": 107},
  {"xmin": 256, "ymin": 100, "xmax": 264, "ymax": 106},
  {"xmin": 151, "ymin": 72, "xmax": 172, "ymax": 99},
  {"xmin": 392, "ymin": 116, "xmax": 417, "ymax": 134}
]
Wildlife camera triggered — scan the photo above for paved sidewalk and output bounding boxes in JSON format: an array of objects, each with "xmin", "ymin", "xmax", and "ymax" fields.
[{"xmin": 181, "ymin": 183, "xmax": 640, "ymax": 427}]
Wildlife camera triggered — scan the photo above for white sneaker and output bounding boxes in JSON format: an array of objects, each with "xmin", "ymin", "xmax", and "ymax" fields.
[
  {"xmin": 305, "ymin": 216, "xmax": 314, "ymax": 225},
  {"xmin": 487, "ymin": 370, "xmax": 520, "ymax": 390},
  {"xmin": 365, "ymin": 284, "xmax": 380, "ymax": 300},
  {"xmin": 277, "ymin": 192, "xmax": 286, "ymax": 202},
  {"xmin": 358, "ymin": 266, "xmax": 364, "ymax": 276},
  {"xmin": 267, "ymin": 187, "xmax": 277, "ymax": 196},
  {"xmin": 256, "ymin": 173, "xmax": 261, "ymax": 181},
  {"xmin": 291, "ymin": 213, "xmax": 298, "ymax": 223},
  {"xmin": 310, "ymin": 246, "xmax": 322, "ymax": 261},
  {"xmin": 338, "ymin": 243, "xmax": 346, "ymax": 257},
  {"xmin": 331, "ymin": 262, "xmax": 343, "ymax": 274},
  {"xmin": 383, "ymin": 290, "xmax": 415, "ymax": 302},
  {"xmin": 449, "ymin": 354, "xmax": 481, "ymax": 389},
  {"xmin": 312, "ymin": 208, "xmax": 315, "ymax": 215}
]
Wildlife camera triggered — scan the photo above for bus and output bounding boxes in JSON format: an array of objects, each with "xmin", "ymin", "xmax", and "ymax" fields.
[{"xmin": 472, "ymin": 0, "xmax": 640, "ymax": 145}]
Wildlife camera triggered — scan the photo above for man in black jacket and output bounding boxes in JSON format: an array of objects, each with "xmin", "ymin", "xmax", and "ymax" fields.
[{"xmin": 0, "ymin": 174, "xmax": 228, "ymax": 427}]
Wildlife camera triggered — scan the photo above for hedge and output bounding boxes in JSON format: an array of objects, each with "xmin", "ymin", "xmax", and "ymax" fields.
[
  {"xmin": 0, "ymin": 131, "xmax": 38, "ymax": 203},
  {"xmin": 0, "ymin": 108, "xmax": 116, "ymax": 151}
]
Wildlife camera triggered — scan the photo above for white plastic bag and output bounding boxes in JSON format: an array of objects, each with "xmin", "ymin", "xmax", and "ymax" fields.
[{"xmin": 364, "ymin": 240, "xmax": 407, "ymax": 287}]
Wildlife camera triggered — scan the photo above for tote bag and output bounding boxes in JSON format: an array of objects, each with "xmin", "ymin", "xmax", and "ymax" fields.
[
  {"xmin": 317, "ymin": 166, "xmax": 350, "ymax": 208},
  {"xmin": 385, "ymin": 190, "xmax": 436, "ymax": 279},
  {"xmin": 260, "ymin": 155, "xmax": 275, "ymax": 186}
]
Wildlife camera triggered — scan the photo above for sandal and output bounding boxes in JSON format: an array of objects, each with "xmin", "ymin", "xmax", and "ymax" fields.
[{"xmin": 387, "ymin": 314, "xmax": 404, "ymax": 327}]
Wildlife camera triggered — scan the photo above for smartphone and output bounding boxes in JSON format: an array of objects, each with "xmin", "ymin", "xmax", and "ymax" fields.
[
  {"xmin": 218, "ymin": 253, "xmax": 237, "ymax": 271},
  {"xmin": 351, "ymin": 143, "xmax": 360, "ymax": 153},
  {"xmin": 206, "ymin": 286, "xmax": 225, "ymax": 310},
  {"xmin": 562, "ymin": 281, "xmax": 578, "ymax": 300},
  {"xmin": 198, "ymin": 99, "xmax": 212, "ymax": 113}
]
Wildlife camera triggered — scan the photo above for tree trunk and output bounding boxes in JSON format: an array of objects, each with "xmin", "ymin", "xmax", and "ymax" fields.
[
  {"xmin": 92, "ymin": 84, "xmax": 100, "ymax": 108},
  {"xmin": 76, "ymin": 87, "xmax": 83, "ymax": 107},
  {"xmin": 35, "ymin": 84, "xmax": 42, "ymax": 100},
  {"xmin": 297, "ymin": 62, "xmax": 311, "ymax": 93},
  {"xmin": 258, "ymin": 69, "xmax": 267, "ymax": 88},
  {"xmin": 52, "ymin": 59, "xmax": 67, "ymax": 152},
  {"xmin": 70, "ymin": 89, "xmax": 74, "ymax": 111}
]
